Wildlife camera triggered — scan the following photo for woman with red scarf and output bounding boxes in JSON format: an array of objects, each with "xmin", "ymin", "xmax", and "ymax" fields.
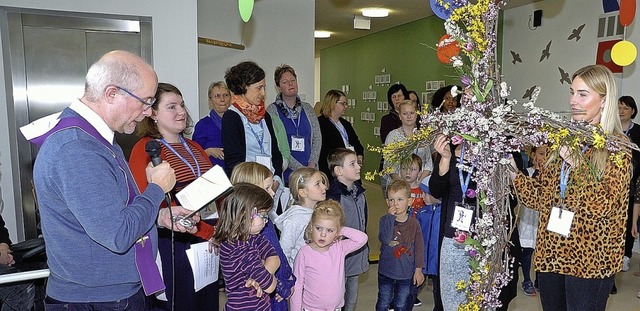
[{"xmin": 222, "ymin": 61, "xmax": 283, "ymax": 179}]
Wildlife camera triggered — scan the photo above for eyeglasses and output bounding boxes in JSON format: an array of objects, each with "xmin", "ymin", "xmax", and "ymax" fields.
[
  {"xmin": 211, "ymin": 93, "xmax": 230, "ymax": 99},
  {"xmin": 336, "ymin": 101, "xmax": 348, "ymax": 106},
  {"xmin": 251, "ymin": 207, "xmax": 269, "ymax": 223},
  {"xmin": 115, "ymin": 86, "xmax": 156, "ymax": 110}
]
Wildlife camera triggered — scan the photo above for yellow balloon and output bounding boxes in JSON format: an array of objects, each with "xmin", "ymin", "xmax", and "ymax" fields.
[{"xmin": 611, "ymin": 40, "xmax": 637, "ymax": 66}]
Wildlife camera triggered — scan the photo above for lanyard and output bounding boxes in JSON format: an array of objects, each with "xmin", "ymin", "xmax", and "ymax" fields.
[
  {"xmin": 247, "ymin": 121, "xmax": 266, "ymax": 153},
  {"xmin": 559, "ymin": 145, "xmax": 588, "ymax": 200},
  {"xmin": 332, "ymin": 119, "xmax": 350, "ymax": 144},
  {"xmin": 159, "ymin": 136, "xmax": 202, "ymax": 178},
  {"xmin": 625, "ymin": 122, "xmax": 633, "ymax": 136},
  {"xmin": 458, "ymin": 144, "xmax": 475, "ymax": 200},
  {"xmin": 284, "ymin": 105, "xmax": 302, "ymax": 135}
]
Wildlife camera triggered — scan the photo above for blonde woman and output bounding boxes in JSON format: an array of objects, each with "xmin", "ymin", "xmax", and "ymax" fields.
[{"xmin": 512, "ymin": 65, "xmax": 630, "ymax": 310}]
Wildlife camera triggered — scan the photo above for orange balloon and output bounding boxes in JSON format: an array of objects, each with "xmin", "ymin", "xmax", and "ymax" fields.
[
  {"xmin": 620, "ymin": 0, "xmax": 636, "ymax": 27},
  {"xmin": 436, "ymin": 34, "xmax": 460, "ymax": 64}
]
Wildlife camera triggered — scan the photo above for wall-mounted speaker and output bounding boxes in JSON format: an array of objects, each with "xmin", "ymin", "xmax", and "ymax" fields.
[{"xmin": 533, "ymin": 10, "xmax": 542, "ymax": 27}]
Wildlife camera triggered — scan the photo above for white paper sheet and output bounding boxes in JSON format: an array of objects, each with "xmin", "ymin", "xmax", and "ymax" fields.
[{"xmin": 185, "ymin": 241, "xmax": 219, "ymax": 292}]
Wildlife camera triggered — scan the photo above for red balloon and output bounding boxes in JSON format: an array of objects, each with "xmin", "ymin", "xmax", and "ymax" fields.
[{"xmin": 620, "ymin": 0, "xmax": 636, "ymax": 27}]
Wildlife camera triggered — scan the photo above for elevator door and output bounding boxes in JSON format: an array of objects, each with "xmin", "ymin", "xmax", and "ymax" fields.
[{"xmin": 7, "ymin": 11, "xmax": 152, "ymax": 239}]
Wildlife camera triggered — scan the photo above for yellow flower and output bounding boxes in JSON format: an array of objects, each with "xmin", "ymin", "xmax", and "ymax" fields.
[
  {"xmin": 456, "ymin": 280, "xmax": 467, "ymax": 290},
  {"xmin": 592, "ymin": 130, "xmax": 606, "ymax": 149}
]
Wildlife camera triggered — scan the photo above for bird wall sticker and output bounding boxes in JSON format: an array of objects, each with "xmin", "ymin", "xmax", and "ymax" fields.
[
  {"xmin": 539, "ymin": 40, "xmax": 552, "ymax": 62},
  {"xmin": 510, "ymin": 51, "xmax": 522, "ymax": 65},
  {"xmin": 567, "ymin": 24, "xmax": 586, "ymax": 41},
  {"xmin": 558, "ymin": 67, "xmax": 571, "ymax": 84},
  {"xmin": 523, "ymin": 85, "xmax": 537, "ymax": 100}
]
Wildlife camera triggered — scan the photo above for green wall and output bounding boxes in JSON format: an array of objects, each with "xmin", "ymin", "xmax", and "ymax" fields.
[
  {"xmin": 319, "ymin": 16, "xmax": 457, "ymax": 181},
  {"xmin": 319, "ymin": 14, "xmax": 504, "ymax": 182}
]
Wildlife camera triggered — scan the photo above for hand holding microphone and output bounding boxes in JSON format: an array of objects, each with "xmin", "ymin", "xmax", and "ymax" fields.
[{"xmin": 145, "ymin": 140, "xmax": 176, "ymax": 193}]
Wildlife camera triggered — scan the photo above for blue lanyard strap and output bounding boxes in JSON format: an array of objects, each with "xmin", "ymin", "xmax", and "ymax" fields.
[
  {"xmin": 247, "ymin": 121, "xmax": 265, "ymax": 153},
  {"xmin": 284, "ymin": 105, "xmax": 301, "ymax": 135},
  {"xmin": 333, "ymin": 119, "xmax": 350, "ymax": 143},
  {"xmin": 458, "ymin": 144, "xmax": 475, "ymax": 200},
  {"xmin": 625, "ymin": 122, "xmax": 633, "ymax": 136},
  {"xmin": 159, "ymin": 136, "xmax": 202, "ymax": 177},
  {"xmin": 558, "ymin": 145, "xmax": 588, "ymax": 200}
]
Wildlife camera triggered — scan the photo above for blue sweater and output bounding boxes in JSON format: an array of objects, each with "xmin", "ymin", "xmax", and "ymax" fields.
[{"xmin": 33, "ymin": 108, "xmax": 165, "ymax": 302}]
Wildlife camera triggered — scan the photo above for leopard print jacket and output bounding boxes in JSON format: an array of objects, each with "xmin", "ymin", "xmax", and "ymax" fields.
[{"xmin": 513, "ymin": 149, "xmax": 631, "ymax": 278}]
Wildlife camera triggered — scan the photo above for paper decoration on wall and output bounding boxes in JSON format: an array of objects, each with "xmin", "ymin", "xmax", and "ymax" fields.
[
  {"xmin": 597, "ymin": 39, "xmax": 623, "ymax": 73},
  {"xmin": 436, "ymin": 34, "xmax": 460, "ymax": 64},
  {"xmin": 603, "ymin": 0, "xmax": 620, "ymax": 12},
  {"xmin": 567, "ymin": 24, "xmax": 586, "ymax": 41},
  {"xmin": 539, "ymin": 41, "xmax": 552, "ymax": 62},
  {"xmin": 522, "ymin": 85, "xmax": 537, "ymax": 100},
  {"xmin": 239, "ymin": 0, "xmax": 254, "ymax": 22},
  {"xmin": 558, "ymin": 67, "xmax": 571, "ymax": 84},
  {"xmin": 510, "ymin": 51, "xmax": 522, "ymax": 65}
]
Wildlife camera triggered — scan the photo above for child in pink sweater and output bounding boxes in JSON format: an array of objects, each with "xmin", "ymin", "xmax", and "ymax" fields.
[{"xmin": 290, "ymin": 200, "xmax": 368, "ymax": 311}]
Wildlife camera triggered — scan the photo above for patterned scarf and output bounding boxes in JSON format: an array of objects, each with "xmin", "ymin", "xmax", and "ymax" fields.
[{"xmin": 231, "ymin": 94, "xmax": 266, "ymax": 124}]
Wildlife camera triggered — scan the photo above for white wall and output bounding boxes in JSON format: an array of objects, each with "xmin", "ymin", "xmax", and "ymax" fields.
[
  {"xmin": 502, "ymin": 0, "xmax": 640, "ymax": 112},
  {"xmin": 0, "ymin": 0, "xmax": 199, "ymax": 240},
  {"xmin": 197, "ymin": 0, "xmax": 315, "ymax": 118}
]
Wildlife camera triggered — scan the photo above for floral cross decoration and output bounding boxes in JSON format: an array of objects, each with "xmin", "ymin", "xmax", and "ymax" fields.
[{"xmin": 368, "ymin": 0, "xmax": 635, "ymax": 310}]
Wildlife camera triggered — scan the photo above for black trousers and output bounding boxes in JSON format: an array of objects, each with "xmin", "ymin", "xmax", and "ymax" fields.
[{"xmin": 538, "ymin": 272, "xmax": 614, "ymax": 311}]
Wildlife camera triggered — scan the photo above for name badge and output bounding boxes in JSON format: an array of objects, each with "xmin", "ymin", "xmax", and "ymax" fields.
[
  {"xmin": 546, "ymin": 206, "xmax": 574, "ymax": 237},
  {"xmin": 451, "ymin": 203, "xmax": 473, "ymax": 231},
  {"xmin": 291, "ymin": 135, "xmax": 305, "ymax": 152},
  {"xmin": 255, "ymin": 154, "xmax": 272, "ymax": 170}
]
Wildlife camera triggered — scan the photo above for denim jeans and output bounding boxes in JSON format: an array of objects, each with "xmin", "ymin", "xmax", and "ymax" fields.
[
  {"xmin": 343, "ymin": 275, "xmax": 359, "ymax": 311},
  {"xmin": 44, "ymin": 288, "xmax": 146, "ymax": 311},
  {"xmin": 376, "ymin": 273, "xmax": 413, "ymax": 311},
  {"xmin": 538, "ymin": 272, "xmax": 614, "ymax": 311}
]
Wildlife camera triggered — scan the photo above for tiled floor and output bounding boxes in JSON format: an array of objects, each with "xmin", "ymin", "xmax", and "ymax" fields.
[{"xmin": 220, "ymin": 181, "xmax": 640, "ymax": 310}]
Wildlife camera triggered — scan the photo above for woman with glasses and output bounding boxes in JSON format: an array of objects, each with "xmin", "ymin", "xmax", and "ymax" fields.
[
  {"xmin": 193, "ymin": 81, "xmax": 231, "ymax": 167},
  {"xmin": 129, "ymin": 83, "xmax": 218, "ymax": 310},
  {"xmin": 317, "ymin": 89, "xmax": 364, "ymax": 180},
  {"xmin": 266, "ymin": 64, "xmax": 322, "ymax": 184}
]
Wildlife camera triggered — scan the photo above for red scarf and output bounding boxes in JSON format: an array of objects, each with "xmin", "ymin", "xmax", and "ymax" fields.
[{"xmin": 232, "ymin": 95, "xmax": 265, "ymax": 124}]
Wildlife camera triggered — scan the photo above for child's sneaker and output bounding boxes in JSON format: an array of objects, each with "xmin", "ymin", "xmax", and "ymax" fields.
[
  {"xmin": 522, "ymin": 281, "xmax": 536, "ymax": 296},
  {"xmin": 623, "ymin": 256, "xmax": 630, "ymax": 272}
]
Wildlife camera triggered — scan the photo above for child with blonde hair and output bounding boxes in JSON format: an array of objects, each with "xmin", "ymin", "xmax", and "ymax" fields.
[
  {"xmin": 290, "ymin": 200, "xmax": 368, "ymax": 311},
  {"xmin": 212, "ymin": 183, "xmax": 279, "ymax": 311},
  {"xmin": 229, "ymin": 162, "xmax": 295, "ymax": 311},
  {"xmin": 274, "ymin": 167, "xmax": 328, "ymax": 267}
]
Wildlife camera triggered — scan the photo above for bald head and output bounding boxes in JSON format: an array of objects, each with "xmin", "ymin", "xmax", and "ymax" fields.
[{"xmin": 84, "ymin": 50, "xmax": 157, "ymax": 103}]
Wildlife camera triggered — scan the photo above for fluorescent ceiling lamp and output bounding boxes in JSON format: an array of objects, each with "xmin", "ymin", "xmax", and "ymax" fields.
[
  {"xmin": 314, "ymin": 31, "xmax": 331, "ymax": 38},
  {"xmin": 362, "ymin": 8, "xmax": 389, "ymax": 18}
]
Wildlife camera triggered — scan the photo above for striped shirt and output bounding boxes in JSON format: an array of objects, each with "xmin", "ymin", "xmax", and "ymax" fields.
[
  {"xmin": 220, "ymin": 234, "xmax": 277, "ymax": 311},
  {"xmin": 161, "ymin": 140, "xmax": 212, "ymax": 192}
]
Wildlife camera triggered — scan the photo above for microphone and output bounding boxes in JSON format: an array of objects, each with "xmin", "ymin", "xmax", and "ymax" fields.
[
  {"xmin": 145, "ymin": 140, "xmax": 163, "ymax": 167},
  {"xmin": 145, "ymin": 140, "xmax": 195, "ymax": 229}
]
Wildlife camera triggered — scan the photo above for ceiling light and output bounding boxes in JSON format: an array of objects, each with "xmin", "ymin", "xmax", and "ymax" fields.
[
  {"xmin": 314, "ymin": 31, "xmax": 331, "ymax": 38},
  {"xmin": 362, "ymin": 8, "xmax": 389, "ymax": 18}
]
